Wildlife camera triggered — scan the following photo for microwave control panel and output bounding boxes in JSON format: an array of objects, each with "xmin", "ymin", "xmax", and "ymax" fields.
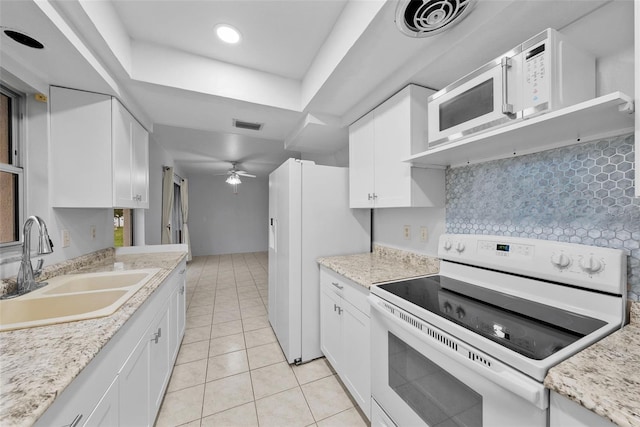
[{"xmin": 523, "ymin": 41, "xmax": 549, "ymax": 109}]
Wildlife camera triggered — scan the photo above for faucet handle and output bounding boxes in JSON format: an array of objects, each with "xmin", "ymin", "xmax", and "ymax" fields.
[{"xmin": 33, "ymin": 258, "xmax": 45, "ymax": 277}]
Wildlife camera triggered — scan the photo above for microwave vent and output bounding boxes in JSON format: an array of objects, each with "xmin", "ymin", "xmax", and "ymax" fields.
[{"xmin": 395, "ymin": 0, "xmax": 477, "ymax": 38}]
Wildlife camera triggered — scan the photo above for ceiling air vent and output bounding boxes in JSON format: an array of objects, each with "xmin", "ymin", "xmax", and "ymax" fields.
[
  {"xmin": 233, "ymin": 119, "xmax": 263, "ymax": 131},
  {"xmin": 395, "ymin": 0, "xmax": 477, "ymax": 38}
]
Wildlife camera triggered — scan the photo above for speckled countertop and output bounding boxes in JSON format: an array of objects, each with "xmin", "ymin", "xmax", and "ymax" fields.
[
  {"xmin": 317, "ymin": 244, "xmax": 440, "ymax": 288},
  {"xmin": 544, "ymin": 302, "xmax": 640, "ymax": 427},
  {"xmin": 0, "ymin": 247, "xmax": 187, "ymax": 427}
]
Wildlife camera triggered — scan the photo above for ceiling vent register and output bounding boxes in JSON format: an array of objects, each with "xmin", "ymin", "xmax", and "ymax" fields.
[
  {"xmin": 395, "ymin": 0, "xmax": 477, "ymax": 38},
  {"xmin": 233, "ymin": 119, "xmax": 264, "ymax": 131}
]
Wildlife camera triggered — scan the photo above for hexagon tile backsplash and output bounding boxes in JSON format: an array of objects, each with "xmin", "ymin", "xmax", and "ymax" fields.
[{"xmin": 445, "ymin": 132, "xmax": 639, "ymax": 301}]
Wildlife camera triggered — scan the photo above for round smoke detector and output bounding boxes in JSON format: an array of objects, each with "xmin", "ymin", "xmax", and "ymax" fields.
[{"xmin": 395, "ymin": 0, "xmax": 477, "ymax": 38}]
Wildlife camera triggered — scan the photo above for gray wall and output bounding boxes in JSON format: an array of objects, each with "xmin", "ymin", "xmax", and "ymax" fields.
[
  {"xmin": 188, "ymin": 174, "xmax": 269, "ymax": 256},
  {"xmin": 373, "ymin": 207, "xmax": 445, "ymax": 256},
  {"xmin": 445, "ymin": 133, "xmax": 638, "ymax": 301}
]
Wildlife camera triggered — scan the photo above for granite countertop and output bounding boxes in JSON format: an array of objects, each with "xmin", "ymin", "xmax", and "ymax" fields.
[
  {"xmin": 0, "ymin": 247, "xmax": 187, "ymax": 427},
  {"xmin": 544, "ymin": 302, "xmax": 640, "ymax": 427},
  {"xmin": 317, "ymin": 245, "xmax": 440, "ymax": 288}
]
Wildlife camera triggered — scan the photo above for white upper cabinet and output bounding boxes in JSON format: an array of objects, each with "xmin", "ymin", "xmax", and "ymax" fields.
[
  {"xmin": 349, "ymin": 85, "xmax": 445, "ymax": 208},
  {"xmin": 348, "ymin": 113, "xmax": 375, "ymax": 208},
  {"xmin": 50, "ymin": 86, "xmax": 149, "ymax": 209},
  {"xmin": 113, "ymin": 100, "xmax": 149, "ymax": 208}
]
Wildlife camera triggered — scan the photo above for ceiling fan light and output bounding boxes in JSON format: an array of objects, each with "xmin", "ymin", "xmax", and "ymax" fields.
[{"xmin": 226, "ymin": 173, "xmax": 242, "ymax": 185}]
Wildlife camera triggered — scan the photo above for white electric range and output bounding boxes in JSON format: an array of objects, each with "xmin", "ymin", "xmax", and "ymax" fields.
[{"xmin": 369, "ymin": 234, "xmax": 626, "ymax": 427}]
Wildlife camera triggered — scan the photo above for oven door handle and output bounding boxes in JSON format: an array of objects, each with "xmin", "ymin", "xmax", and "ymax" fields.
[{"xmin": 369, "ymin": 296, "xmax": 547, "ymax": 410}]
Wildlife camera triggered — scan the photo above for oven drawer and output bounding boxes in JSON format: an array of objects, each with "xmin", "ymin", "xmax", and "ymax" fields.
[{"xmin": 319, "ymin": 267, "xmax": 369, "ymax": 316}]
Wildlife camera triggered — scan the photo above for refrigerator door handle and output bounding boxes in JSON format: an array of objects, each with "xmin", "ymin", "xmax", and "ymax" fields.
[{"xmin": 269, "ymin": 217, "xmax": 277, "ymax": 251}]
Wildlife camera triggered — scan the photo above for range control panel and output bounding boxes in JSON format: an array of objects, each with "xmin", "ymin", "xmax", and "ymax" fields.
[{"xmin": 438, "ymin": 234, "xmax": 626, "ymax": 295}]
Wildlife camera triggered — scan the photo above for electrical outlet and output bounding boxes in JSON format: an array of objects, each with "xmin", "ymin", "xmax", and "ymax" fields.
[
  {"xmin": 90, "ymin": 225, "xmax": 97, "ymax": 241},
  {"xmin": 420, "ymin": 226, "xmax": 428, "ymax": 242},
  {"xmin": 403, "ymin": 225, "xmax": 411, "ymax": 240},
  {"xmin": 61, "ymin": 229, "xmax": 71, "ymax": 248}
]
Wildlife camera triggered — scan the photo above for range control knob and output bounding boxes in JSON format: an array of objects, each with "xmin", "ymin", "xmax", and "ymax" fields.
[
  {"xmin": 550, "ymin": 252, "xmax": 571, "ymax": 270},
  {"xmin": 455, "ymin": 306, "xmax": 466, "ymax": 320},
  {"xmin": 443, "ymin": 240, "xmax": 452, "ymax": 251},
  {"xmin": 455, "ymin": 242, "xmax": 466, "ymax": 253},
  {"xmin": 579, "ymin": 255, "xmax": 604, "ymax": 275},
  {"xmin": 442, "ymin": 301, "xmax": 453, "ymax": 314}
]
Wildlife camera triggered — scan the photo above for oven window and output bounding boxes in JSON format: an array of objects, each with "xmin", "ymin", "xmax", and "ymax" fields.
[
  {"xmin": 439, "ymin": 79, "xmax": 494, "ymax": 131},
  {"xmin": 389, "ymin": 332, "xmax": 482, "ymax": 426}
]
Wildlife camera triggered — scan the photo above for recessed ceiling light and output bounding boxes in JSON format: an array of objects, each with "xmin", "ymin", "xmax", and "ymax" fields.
[
  {"xmin": 215, "ymin": 24, "xmax": 241, "ymax": 44},
  {"xmin": 2, "ymin": 28, "xmax": 44, "ymax": 49}
]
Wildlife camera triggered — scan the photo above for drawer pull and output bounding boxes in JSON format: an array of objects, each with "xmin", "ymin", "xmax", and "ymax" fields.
[{"xmin": 331, "ymin": 282, "xmax": 344, "ymax": 290}]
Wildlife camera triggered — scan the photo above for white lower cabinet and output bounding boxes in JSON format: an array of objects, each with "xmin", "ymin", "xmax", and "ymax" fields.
[
  {"xmin": 35, "ymin": 259, "xmax": 187, "ymax": 427},
  {"xmin": 119, "ymin": 298, "xmax": 170, "ymax": 426},
  {"xmin": 84, "ymin": 377, "xmax": 119, "ymax": 427},
  {"xmin": 119, "ymin": 327, "xmax": 150, "ymax": 426},
  {"xmin": 169, "ymin": 267, "xmax": 187, "ymax": 362},
  {"xmin": 149, "ymin": 303, "xmax": 171, "ymax": 418},
  {"xmin": 320, "ymin": 267, "xmax": 371, "ymax": 420},
  {"xmin": 550, "ymin": 391, "xmax": 615, "ymax": 427}
]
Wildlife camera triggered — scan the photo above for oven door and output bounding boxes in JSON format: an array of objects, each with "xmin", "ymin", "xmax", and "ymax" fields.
[
  {"xmin": 370, "ymin": 295, "xmax": 547, "ymax": 427},
  {"xmin": 427, "ymin": 58, "xmax": 519, "ymax": 148}
]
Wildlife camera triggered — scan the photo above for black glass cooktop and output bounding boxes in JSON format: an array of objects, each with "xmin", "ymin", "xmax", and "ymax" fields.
[{"xmin": 377, "ymin": 275, "xmax": 606, "ymax": 360}]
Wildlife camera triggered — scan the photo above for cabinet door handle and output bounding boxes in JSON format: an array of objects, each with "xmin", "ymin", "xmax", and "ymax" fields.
[
  {"xmin": 179, "ymin": 269, "xmax": 186, "ymax": 275},
  {"xmin": 67, "ymin": 413, "xmax": 83, "ymax": 427},
  {"xmin": 373, "ymin": 193, "xmax": 378, "ymax": 200},
  {"xmin": 367, "ymin": 193, "xmax": 373, "ymax": 201},
  {"xmin": 180, "ymin": 285, "xmax": 185, "ymax": 295},
  {"xmin": 151, "ymin": 327, "xmax": 162, "ymax": 344},
  {"xmin": 333, "ymin": 304, "xmax": 342, "ymax": 315},
  {"xmin": 331, "ymin": 282, "xmax": 344, "ymax": 290}
]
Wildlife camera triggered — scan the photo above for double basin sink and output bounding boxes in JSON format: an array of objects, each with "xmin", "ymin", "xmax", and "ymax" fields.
[{"xmin": 0, "ymin": 268, "xmax": 161, "ymax": 332}]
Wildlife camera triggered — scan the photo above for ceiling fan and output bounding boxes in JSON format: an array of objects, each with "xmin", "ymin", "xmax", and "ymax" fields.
[{"xmin": 215, "ymin": 162, "xmax": 255, "ymax": 193}]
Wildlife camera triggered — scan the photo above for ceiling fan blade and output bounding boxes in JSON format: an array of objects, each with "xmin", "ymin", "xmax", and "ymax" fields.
[{"xmin": 236, "ymin": 172, "xmax": 256, "ymax": 178}]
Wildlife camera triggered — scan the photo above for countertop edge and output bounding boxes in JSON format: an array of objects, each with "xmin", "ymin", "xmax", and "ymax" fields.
[{"xmin": 543, "ymin": 301, "xmax": 640, "ymax": 427}]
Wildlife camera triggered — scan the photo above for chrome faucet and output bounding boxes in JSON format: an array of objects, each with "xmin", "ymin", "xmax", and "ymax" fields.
[{"xmin": 15, "ymin": 215, "xmax": 54, "ymax": 295}]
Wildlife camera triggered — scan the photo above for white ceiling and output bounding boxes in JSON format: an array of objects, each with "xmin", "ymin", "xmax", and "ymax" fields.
[
  {"xmin": 111, "ymin": 0, "xmax": 348, "ymax": 80},
  {"xmin": 0, "ymin": 0, "xmax": 634, "ymax": 178}
]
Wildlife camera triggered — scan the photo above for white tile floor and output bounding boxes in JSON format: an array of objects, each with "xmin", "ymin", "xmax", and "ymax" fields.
[{"xmin": 155, "ymin": 253, "xmax": 369, "ymax": 427}]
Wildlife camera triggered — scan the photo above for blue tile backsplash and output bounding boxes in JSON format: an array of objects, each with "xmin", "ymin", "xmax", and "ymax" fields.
[{"xmin": 445, "ymin": 133, "xmax": 639, "ymax": 301}]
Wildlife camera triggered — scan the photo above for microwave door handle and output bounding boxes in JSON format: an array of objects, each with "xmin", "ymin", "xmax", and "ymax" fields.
[{"xmin": 501, "ymin": 57, "xmax": 515, "ymax": 116}]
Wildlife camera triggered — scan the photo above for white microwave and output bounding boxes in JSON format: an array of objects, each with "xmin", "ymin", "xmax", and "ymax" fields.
[{"xmin": 427, "ymin": 28, "xmax": 595, "ymax": 148}]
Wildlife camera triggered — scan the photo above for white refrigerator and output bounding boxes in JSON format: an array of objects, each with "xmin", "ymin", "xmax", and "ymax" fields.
[{"xmin": 268, "ymin": 159, "xmax": 370, "ymax": 364}]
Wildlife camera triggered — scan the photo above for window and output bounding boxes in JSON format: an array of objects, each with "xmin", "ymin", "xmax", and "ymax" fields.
[
  {"xmin": 114, "ymin": 209, "xmax": 134, "ymax": 247},
  {"xmin": 0, "ymin": 85, "xmax": 23, "ymax": 247},
  {"xmin": 172, "ymin": 181, "xmax": 182, "ymax": 244}
]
